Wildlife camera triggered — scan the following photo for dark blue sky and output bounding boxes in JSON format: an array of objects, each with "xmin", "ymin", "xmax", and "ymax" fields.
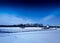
[{"xmin": 0, "ymin": 4, "xmax": 60, "ymax": 18}]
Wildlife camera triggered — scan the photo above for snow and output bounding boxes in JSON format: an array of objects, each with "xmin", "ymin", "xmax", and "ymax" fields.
[{"xmin": 0, "ymin": 28, "xmax": 60, "ymax": 43}]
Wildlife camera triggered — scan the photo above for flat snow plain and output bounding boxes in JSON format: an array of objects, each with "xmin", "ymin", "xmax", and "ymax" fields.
[{"xmin": 0, "ymin": 27, "xmax": 60, "ymax": 43}]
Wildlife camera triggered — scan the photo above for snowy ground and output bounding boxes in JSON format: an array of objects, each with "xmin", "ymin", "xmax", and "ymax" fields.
[{"xmin": 0, "ymin": 28, "xmax": 60, "ymax": 43}]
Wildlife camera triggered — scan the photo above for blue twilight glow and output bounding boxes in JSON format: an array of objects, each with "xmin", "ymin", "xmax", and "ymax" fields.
[
  {"xmin": 0, "ymin": 6, "xmax": 59, "ymax": 18},
  {"xmin": 0, "ymin": 5, "xmax": 60, "ymax": 25}
]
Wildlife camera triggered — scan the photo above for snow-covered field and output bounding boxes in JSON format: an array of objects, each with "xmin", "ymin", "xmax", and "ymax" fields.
[{"xmin": 0, "ymin": 28, "xmax": 60, "ymax": 43}]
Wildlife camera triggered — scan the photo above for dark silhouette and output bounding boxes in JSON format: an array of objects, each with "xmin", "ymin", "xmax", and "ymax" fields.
[
  {"xmin": 0, "ymin": 24, "xmax": 60, "ymax": 29},
  {"xmin": 0, "ymin": 24, "xmax": 59, "ymax": 33}
]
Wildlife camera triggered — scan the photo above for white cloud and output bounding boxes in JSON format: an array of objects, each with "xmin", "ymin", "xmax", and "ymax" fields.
[
  {"xmin": 0, "ymin": 14, "xmax": 34, "ymax": 25},
  {"xmin": 39, "ymin": 15, "xmax": 57, "ymax": 25},
  {"xmin": 39, "ymin": 14, "xmax": 60, "ymax": 25},
  {"xmin": 41, "ymin": 15, "xmax": 55, "ymax": 22}
]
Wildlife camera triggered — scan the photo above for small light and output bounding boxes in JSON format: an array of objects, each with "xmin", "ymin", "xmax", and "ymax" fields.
[{"xmin": 46, "ymin": 25, "xmax": 49, "ymax": 28}]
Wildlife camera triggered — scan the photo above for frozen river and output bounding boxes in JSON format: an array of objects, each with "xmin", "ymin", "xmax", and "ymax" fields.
[{"xmin": 0, "ymin": 28, "xmax": 60, "ymax": 43}]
